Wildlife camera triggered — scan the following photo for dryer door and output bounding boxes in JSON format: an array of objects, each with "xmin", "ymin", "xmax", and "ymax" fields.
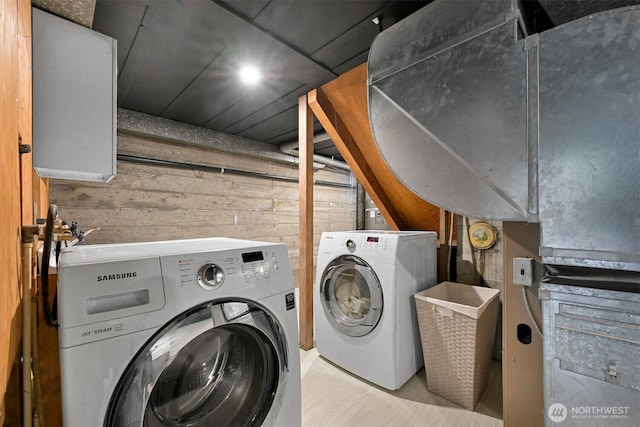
[
  {"xmin": 320, "ymin": 255, "xmax": 383, "ymax": 337},
  {"xmin": 104, "ymin": 300, "xmax": 288, "ymax": 427}
]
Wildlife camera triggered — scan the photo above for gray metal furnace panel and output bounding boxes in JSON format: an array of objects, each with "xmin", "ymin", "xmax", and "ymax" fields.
[
  {"xmin": 539, "ymin": 283, "xmax": 640, "ymax": 426},
  {"xmin": 538, "ymin": 7, "xmax": 640, "ymax": 272},
  {"xmin": 368, "ymin": 0, "xmax": 531, "ymax": 220},
  {"xmin": 32, "ymin": 8, "xmax": 117, "ymax": 183}
]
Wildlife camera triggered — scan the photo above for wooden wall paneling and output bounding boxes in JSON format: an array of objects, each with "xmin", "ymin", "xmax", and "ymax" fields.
[
  {"xmin": 17, "ymin": 8, "xmax": 34, "ymax": 420},
  {"xmin": 308, "ymin": 63, "xmax": 442, "ymax": 233},
  {"xmin": 17, "ymin": 0, "xmax": 32, "ymax": 225},
  {"xmin": 502, "ymin": 222, "xmax": 543, "ymax": 427},
  {"xmin": 1, "ymin": 0, "xmax": 25, "ymax": 417},
  {"xmin": 32, "ymin": 174, "xmax": 49, "ymax": 221},
  {"xmin": 1, "ymin": 361, "xmax": 22, "ymax": 426},
  {"xmin": 298, "ymin": 94, "xmax": 314, "ymax": 350}
]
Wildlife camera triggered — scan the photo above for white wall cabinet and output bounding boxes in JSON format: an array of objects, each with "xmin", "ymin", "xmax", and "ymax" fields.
[{"xmin": 32, "ymin": 7, "xmax": 117, "ymax": 182}]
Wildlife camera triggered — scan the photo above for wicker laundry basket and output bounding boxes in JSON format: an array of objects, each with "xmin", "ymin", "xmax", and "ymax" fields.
[{"xmin": 414, "ymin": 281, "xmax": 500, "ymax": 410}]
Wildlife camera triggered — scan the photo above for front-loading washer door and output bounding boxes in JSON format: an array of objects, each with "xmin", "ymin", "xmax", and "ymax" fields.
[
  {"xmin": 104, "ymin": 299, "xmax": 288, "ymax": 427},
  {"xmin": 320, "ymin": 255, "xmax": 383, "ymax": 337}
]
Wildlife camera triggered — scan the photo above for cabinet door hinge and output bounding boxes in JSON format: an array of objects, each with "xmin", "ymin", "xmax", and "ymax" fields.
[{"xmin": 18, "ymin": 135, "xmax": 31, "ymax": 154}]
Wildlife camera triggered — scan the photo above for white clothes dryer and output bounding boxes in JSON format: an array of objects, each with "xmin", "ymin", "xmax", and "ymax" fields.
[
  {"xmin": 57, "ymin": 237, "xmax": 300, "ymax": 427},
  {"xmin": 314, "ymin": 231, "xmax": 437, "ymax": 390}
]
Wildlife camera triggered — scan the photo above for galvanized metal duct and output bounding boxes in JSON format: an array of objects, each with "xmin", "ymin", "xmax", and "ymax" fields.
[
  {"xmin": 537, "ymin": 6, "xmax": 640, "ymax": 272},
  {"xmin": 369, "ymin": 0, "xmax": 532, "ymax": 221},
  {"xmin": 368, "ymin": 0, "xmax": 640, "ymax": 271}
]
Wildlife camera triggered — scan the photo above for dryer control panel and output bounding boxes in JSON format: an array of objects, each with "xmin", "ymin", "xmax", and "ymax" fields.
[{"xmin": 345, "ymin": 235, "xmax": 389, "ymax": 254}]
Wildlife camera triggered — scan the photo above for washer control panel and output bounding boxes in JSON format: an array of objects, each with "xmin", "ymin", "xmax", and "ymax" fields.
[
  {"xmin": 179, "ymin": 249, "xmax": 281, "ymax": 290},
  {"xmin": 240, "ymin": 250, "xmax": 280, "ymax": 283},
  {"xmin": 197, "ymin": 263, "xmax": 225, "ymax": 290}
]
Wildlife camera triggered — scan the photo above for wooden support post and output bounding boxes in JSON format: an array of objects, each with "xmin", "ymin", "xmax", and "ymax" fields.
[
  {"xmin": 438, "ymin": 208, "xmax": 448, "ymax": 283},
  {"xmin": 307, "ymin": 64, "xmax": 443, "ymax": 233},
  {"xmin": 298, "ymin": 94, "xmax": 314, "ymax": 350},
  {"xmin": 309, "ymin": 87, "xmax": 403, "ymax": 230},
  {"xmin": 436, "ymin": 208, "xmax": 459, "ymax": 282},
  {"xmin": 502, "ymin": 222, "xmax": 543, "ymax": 426}
]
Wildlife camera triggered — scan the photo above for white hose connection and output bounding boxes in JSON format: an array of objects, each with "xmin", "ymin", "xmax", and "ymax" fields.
[
  {"xmin": 446, "ymin": 212, "xmax": 454, "ymax": 281},
  {"xmin": 522, "ymin": 286, "xmax": 543, "ymax": 337}
]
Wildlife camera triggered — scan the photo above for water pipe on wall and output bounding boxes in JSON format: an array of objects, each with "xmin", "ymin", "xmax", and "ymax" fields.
[
  {"xmin": 20, "ymin": 207, "xmax": 79, "ymax": 426},
  {"xmin": 21, "ymin": 233, "xmax": 36, "ymax": 427},
  {"xmin": 279, "ymin": 132, "xmax": 351, "ymax": 171}
]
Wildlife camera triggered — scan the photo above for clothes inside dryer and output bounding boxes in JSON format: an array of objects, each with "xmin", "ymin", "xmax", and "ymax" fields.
[
  {"xmin": 335, "ymin": 275, "xmax": 371, "ymax": 320},
  {"xmin": 320, "ymin": 255, "xmax": 383, "ymax": 337}
]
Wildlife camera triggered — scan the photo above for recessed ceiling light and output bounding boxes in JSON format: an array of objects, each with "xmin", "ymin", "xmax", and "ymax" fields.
[{"xmin": 239, "ymin": 65, "xmax": 262, "ymax": 85}]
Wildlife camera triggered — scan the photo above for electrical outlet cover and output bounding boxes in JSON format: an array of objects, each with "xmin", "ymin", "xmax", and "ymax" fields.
[{"xmin": 514, "ymin": 257, "xmax": 534, "ymax": 286}]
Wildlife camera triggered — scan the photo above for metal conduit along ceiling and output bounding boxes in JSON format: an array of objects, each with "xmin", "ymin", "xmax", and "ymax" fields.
[{"xmin": 83, "ymin": 0, "xmax": 640, "ymax": 162}]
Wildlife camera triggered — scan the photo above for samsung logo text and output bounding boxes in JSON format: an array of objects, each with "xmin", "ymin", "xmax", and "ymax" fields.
[{"xmin": 97, "ymin": 272, "xmax": 137, "ymax": 282}]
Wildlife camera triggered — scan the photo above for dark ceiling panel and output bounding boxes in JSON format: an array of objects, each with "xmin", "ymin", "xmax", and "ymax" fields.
[
  {"xmin": 239, "ymin": 106, "xmax": 299, "ymax": 142},
  {"xmin": 115, "ymin": 1, "xmax": 230, "ymax": 115},
  {"xmin": 221, "ymin": 89, "xmax": 307, "ymax": 135},
  {"xmin": 159, "ymin": 60, "xmax": 249, "ymax": 126},
  {"xmin": 311, "ymin": 1, "xmax": 432, "ymax": 70},
  {"xmin": 217, "ymin": 0, "xmax": 270, "ymax": 20},
  {"xmin": 267, "ymin": 128, "xmax": 298, "ymax": 146},
  {"xmin": 376, "ymin": 0, "xmax": 433, "ymax": 30},
  {"xmin": 265, "ymin": 122, "xmax": 326, "ymax": 146},
  {"xmin": 109, "ymin": 0, "xmax": 339, "ymax": 127},
  {"xmin": 252, "ymin": 0, "xmax": 388, "ymax": 55},
  {"xmin": 333, "ymin": 51, "xmax": 370, "ymax": 75},
  {"xmin": 92, "ymin": 0, "xmax": 147, "ymax": 73},
  {"xmin": 161, "ymin": 48, "xmax": 304, "ymax": 126},
  {"xmin": 268, "ymin": 129, "xmax": 304, "ymax": 145},
  {"xmin": 312, "ymin": 19, "xmax": 380, "ymax": 69},
  {"xmin": 92, "ymin": 0, "xmax": 437, "ymax": 148},
  {"xmin": 203, "ymin": 81, "xmax": 305, "ymax": 131}
]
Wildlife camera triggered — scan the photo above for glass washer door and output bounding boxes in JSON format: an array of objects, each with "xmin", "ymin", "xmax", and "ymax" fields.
[
  {"xmin": 320, "ymin": 255, "xmax": 383, "ymax": 337},
  {"xmin": 104, "ymin": 299, "xmax": 288, "ymax": 427}
]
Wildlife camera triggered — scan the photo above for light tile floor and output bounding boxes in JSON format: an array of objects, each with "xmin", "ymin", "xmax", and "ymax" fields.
[{"xmin": 300, "ymin": 348, "xmax": 503, "ymax": 427}]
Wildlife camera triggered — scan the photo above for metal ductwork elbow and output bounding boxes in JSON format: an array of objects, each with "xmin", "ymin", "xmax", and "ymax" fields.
[{"xmin": 367, "ymin": 0, "xmax": 640, "ymax": 271}]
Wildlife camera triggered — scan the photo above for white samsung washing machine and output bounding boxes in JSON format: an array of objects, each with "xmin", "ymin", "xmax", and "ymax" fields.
[
  {"xmin": 314, "ymin": 230, "xmax": 437, "ymax": 390},
  {"xmin": 57, "ymin": 237, "xmax": 301, "ymax": 427}
]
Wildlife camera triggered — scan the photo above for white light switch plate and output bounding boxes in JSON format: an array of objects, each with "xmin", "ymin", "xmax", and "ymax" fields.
[{"xmin": 513, "ymin": 257, "xmax": 534, "ymax": 286}]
